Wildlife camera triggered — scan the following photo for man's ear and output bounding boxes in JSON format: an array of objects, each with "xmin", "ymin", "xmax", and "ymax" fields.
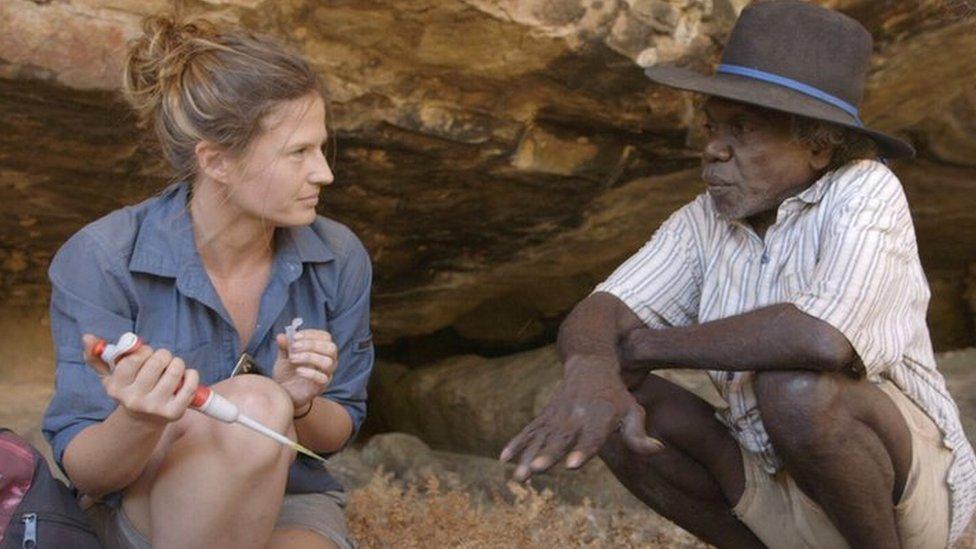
[
  {"xmin": 195, "ymin": 141, "xmax": 234, "ymax": 184},
  {"xmin": 809, "ymin": 142, "xmax": 833, "ymax": 171}
]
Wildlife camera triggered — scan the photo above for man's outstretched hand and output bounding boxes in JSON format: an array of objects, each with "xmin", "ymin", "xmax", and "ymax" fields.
[{"xmin": 499, "ymin": 355, "xmax": 664, "ymax": 482}]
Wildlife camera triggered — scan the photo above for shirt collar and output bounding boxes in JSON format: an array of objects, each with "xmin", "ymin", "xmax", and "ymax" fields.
[
  {"xmin": 790, "ymin": 167, "xmax": 836, "ymax": 206},
  {"xmin": 716, "ymin": 167, "xmax": 839, "ymax": 235},
  {"xmin": 128, "ymin": 182, "xmax": 191, "ymax": 277},
  {"xmin": 280, "ymin": 224, "xmax": 335, "ymax": 264},
  {"xmin": 129, "ymin": 182, "xmax": 335, "ymax": 278}
]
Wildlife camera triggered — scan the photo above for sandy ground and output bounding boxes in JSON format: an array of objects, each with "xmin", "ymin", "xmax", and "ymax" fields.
[{"xmin": 2, "ymin": 305, "xmax": 974, "ymax": 546}]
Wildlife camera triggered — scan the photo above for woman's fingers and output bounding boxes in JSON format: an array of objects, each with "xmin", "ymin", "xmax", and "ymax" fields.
[
  {"xmin": 289, "ymin": 333, "xmax": 338, "ymax": 374},
  {"xmin": 148, "ymin": 355, "xmax": 186, "ymax": 399},
  {"xmin": 165, "ymin": 367, "xmax": 199, "ymax": 419},
  {"xmin": 81, "ymin": 334, "xmax": 112, "ymax": 376},
  {"xmin": 289, "ymin": 351, "xmax": 334, "ymax": 372},
  {"xmin": 296, "ymin": 366, "xmax": 330, "ymax": 386},
  {"xmin": 110, "ymin": 345, "xmax": 154, "ymax": 384},
  {"xmin": 276, "ymin": 333, "xmax": 291, "ymax": 356},
  {"xmin": 294, "ymin": 330, "xmax": 333, "ymax": 344},
  {"xmin": 130, "ymin": 348, "xmax": 173, "ymax": 393}
]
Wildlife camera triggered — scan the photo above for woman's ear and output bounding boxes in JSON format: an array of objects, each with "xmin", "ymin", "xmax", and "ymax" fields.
[{"xmin": 195, "ymin": 141, "xmax": 233, "ymax": 184}]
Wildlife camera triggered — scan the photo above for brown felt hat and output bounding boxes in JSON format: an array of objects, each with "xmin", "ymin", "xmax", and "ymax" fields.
[{"xmin": 645, "ymin": 0, "xmax": 914, "ymax": 159}]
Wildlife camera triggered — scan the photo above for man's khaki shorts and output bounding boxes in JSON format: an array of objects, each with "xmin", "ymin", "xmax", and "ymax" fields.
[
  {"xmin": 731, "ymin": 381, "xmax": 953, "ymax": 549},
  {"xmin": 85, "ymin": 491, "xmax": 354, "ymax": 549}
]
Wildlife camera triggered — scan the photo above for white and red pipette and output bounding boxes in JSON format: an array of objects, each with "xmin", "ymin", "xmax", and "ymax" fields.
[{"xmin": 92, "ymin": 333, "xmax": 325, "ymax": 463}]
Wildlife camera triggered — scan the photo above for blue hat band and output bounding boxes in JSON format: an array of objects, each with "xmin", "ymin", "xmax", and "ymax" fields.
[{"xmin": 716, "ymin": 64, "xmax": 863, "ymax": 126}]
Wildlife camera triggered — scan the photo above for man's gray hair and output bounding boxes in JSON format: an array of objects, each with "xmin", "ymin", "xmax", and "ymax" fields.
[{"xmin": 789, "ymin": 116, "xmax": 880, "ymax": 172}]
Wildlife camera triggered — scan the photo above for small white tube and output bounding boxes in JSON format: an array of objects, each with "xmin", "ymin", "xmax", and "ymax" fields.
[{"xmin": 196, "ymin": 391, "xmax": 240, "ymax": 423}]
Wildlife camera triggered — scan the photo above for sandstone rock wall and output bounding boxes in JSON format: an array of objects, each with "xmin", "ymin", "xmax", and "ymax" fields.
[{"xmin": 1, "ymin": 0, "xmax": 975, "ymax": 352}]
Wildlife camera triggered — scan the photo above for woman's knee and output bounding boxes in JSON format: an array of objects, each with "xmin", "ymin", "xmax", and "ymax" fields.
[
  {"xmin": 211, "ymin": 374, "xmax": 294, "ymax": 429},
  {"xmin": 177, "ymin": 375, "xmax": 294, "ymax": 463}
]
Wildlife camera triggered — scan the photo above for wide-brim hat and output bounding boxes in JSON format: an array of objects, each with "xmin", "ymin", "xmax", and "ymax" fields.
[{"xmin": 644, "ymin": 0, "xmax": 914, "ymax": 159}]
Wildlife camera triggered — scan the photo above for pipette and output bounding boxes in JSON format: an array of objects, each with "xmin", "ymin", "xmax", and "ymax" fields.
[{"xmin": 92, "ymin": 333, "xmax": 326, "ymax": 463}]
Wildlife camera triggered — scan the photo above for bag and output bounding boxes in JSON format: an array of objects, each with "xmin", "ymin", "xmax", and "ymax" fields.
[{"xmin": 0, "ymin": 429, "xmax": 100, "ymax": 548}]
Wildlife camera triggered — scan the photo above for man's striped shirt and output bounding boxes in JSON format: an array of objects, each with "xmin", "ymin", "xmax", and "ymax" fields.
[{"xmin": 596, "ymin": 160, "xmax": 976, "ymax": 544}]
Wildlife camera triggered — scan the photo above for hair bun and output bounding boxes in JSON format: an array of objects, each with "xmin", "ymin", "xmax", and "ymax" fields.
[{"xmin": 122, "ymin": 13, "xmax": 219, "ymax": 127}]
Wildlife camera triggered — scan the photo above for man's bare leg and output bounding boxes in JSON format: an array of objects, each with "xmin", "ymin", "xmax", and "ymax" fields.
[
  {"xmin": 755, "ymin": 370, "xmax": 911, "ymax": 549},
  {"xmin": 599, "ymin": 373, "xmax": 765, "ymax": 548},
  {"xmin": 120, "ymin": 374, "xmax": 295, "ymax": 548}
]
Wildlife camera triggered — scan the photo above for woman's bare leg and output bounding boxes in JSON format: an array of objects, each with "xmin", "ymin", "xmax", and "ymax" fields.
[{"xmin": 120, "ymin": 374, "xmax": 295, "ymax": 548}]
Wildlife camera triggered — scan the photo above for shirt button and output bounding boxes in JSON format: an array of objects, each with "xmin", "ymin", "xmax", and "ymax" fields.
[
  {"xmin": 760, "ymin": 253, "xmax": 770, "ymax": 265},
  {"xmin": 726, "ymin": 371, "xmax": 735, "ymax": 381}
]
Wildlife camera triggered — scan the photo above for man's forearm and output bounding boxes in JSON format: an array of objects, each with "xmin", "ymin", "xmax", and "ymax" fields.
[
  {"xmin": 556, "ymin": 292, "xmax": 646, "ymax": 367},
  {"xmin": 623, "ymin": 303, "xmax": 856, "ymax": 374}
]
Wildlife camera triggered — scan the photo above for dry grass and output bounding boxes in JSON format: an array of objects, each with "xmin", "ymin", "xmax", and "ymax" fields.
[{"xmin": 347, "ymin": 470, "xmax": 708, "ymax": 548}]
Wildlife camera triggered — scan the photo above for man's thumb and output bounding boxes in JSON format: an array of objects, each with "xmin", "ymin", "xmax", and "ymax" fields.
[{"xmin": 620, "ymin": 404, "xmax": 665, "ymax": 455}]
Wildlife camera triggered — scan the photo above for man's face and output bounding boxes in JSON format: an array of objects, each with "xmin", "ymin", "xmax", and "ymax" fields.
[{"xmin": 701, "ymin": 98, "xmax": 822, "ymax": 222}]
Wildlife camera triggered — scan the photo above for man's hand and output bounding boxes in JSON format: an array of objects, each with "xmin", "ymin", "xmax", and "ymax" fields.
[
  {"xmin": 499, "ymin": 355, "xmax": 664, "ymax": 482},
  {"xmin": 272, "ymin": 329, "xmax": 338, "ymax": 412}
]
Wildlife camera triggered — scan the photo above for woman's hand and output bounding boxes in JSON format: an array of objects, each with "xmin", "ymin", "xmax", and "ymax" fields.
[
  {"xmin": 271, "ymin": 329, "xmax": 338, "ymax": 412},
  {"xmin": 82, "ymin": 334, "xmax": 200, "ymax": 426}
]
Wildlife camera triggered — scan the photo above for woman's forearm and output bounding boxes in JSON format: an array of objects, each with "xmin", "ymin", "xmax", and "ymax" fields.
[
  {"xmin": 62, "ymin": 408, "xmax": 167, "ymax": 498},
  {"xmin": 293, "ymin": 397, "xmax": 353, "ymax": 454}
]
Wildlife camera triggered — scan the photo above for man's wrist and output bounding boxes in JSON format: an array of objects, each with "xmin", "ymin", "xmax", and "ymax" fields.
[
  {"xmin": 563, "ymin": 354, "xmax": 618, "ymax": 377},
  {"xmin": 622, "ymin": 328, "xmax": 662, "ymax": 367}
]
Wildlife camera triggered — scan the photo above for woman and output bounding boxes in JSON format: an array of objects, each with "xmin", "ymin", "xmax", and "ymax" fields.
[{"xmin": 41, "ymin": 13, "xmax": 372, "ymax": 549}]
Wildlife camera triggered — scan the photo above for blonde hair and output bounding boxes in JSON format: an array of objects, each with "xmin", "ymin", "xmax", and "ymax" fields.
[{"xmin": 123, "ymin": 13, "xmax": 324, "ymax": 181}]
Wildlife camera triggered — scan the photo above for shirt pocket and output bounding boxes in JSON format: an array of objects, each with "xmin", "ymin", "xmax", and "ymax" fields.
[{"xmin": 777, "ymin": 272, "xmax": 810, "ymax": 301}]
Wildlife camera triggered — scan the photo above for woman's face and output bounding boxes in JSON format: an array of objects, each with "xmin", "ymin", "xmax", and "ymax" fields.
[{"xmin": 227, "ymin": 92, "xmax": 333, "ymax": 227}]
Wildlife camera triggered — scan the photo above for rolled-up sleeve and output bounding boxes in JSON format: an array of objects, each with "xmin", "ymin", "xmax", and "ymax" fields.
[
  {"xmin": 789, "ymin": 172, "xmax": 923, "ymax": 378},
  {"xmin": 322, "ymin": 238, "xmax": 373, "ymax": 441},
  {"xmin": 595, "ymin": 199, "xmax": 705, "ymax": 329},
  {"xmin": 42, "ymin": 231, "xmax": 135, "ymax": 467}
]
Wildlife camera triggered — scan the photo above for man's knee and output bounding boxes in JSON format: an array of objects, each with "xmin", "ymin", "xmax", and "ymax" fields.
[
  {"xmin": 754, "ymin": 370, "xmax": 843, "ymax": 453},
  {"xmin": 598, "ymin": 429, "xmax": 630, "ymax": 472}
]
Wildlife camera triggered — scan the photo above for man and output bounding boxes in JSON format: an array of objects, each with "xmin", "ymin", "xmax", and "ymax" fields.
[{"xmin": 500, "ymin": 2, "xmax": 975, "ymax": 548}]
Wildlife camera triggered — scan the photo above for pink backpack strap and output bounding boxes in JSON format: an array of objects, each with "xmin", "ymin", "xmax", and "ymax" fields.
[{"xmin": 0, "ymin": 431, "xmax": 37, "ymax": 541}]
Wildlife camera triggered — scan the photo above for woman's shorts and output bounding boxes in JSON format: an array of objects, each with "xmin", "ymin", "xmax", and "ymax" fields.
[{"xmin": 85, "ymin": 490, "xmax": 354, "ymax": 549}]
